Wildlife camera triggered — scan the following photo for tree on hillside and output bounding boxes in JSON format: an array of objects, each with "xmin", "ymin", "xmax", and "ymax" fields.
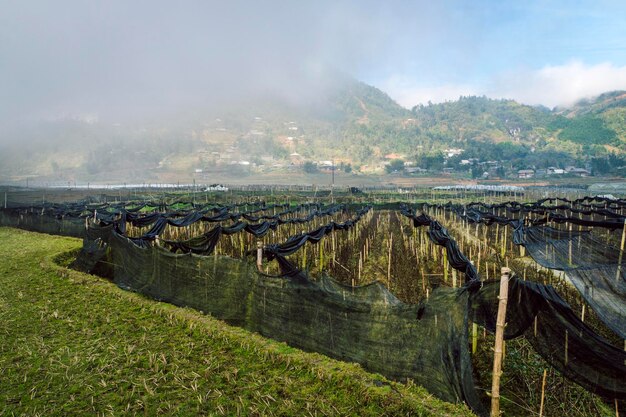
[
  {"xmin": 385, "ymin": 159, "xmax": 405, "ymax": 173},
  {"xmin": 415, "ymin": 152, "xmax": 444, "ymax": 171},
  {"xmin": 303, "ymin": 161, "xmax": 318, "ymax": 173}
]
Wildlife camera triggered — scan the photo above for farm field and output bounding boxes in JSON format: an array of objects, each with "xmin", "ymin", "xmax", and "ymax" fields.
[
  {"xmin": 0, "ymin": 187, "xmax": 623, "ymax": 416},
  {"xmin": 0, "ymin": 227, "xmax": 473, "ymax": 416},
  {"xmin": 6, "ymin": 3, "xmax": 626, "ymax": 416}
]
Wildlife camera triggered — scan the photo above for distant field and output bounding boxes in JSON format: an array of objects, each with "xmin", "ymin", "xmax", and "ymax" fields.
[
  {"xmin": 4, "ymin": 170, "xmax": 626, "ymax": 192},
  {"xmin": 0, "ymin": 227, "xmax": 473, "ymax": 416}
]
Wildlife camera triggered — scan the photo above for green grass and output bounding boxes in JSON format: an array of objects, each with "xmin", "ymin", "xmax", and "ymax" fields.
[{"xmin": 0, "ymin": 227, "xmax": 474, "ymax": 416}]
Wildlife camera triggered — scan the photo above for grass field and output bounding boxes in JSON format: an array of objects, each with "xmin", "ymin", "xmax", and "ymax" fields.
[{"xmin": 0, "ymin": 227, "xmax": 474, "ymax": 416}]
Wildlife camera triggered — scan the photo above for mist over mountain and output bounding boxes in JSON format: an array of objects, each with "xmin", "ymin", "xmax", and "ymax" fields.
[
  {"xmin": 1, "ymin": 71, "xmax": 625, "ymax": 184},
  {"xmin": 0, "ymin": 74, "xmax": 403, "ymax": 182}
]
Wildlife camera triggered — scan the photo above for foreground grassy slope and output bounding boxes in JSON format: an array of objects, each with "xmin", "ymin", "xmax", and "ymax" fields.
[{"xmin": 0, "ymin": 228, "xmax": 473, "ymax": 416}]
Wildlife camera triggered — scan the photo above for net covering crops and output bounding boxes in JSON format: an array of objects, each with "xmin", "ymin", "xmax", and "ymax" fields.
[{"xmin": 2, "ymin": 196, "xmax": 625, "ymax": 416}]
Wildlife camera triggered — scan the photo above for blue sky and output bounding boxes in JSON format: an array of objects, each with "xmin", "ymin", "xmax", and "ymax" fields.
[
  {"xmin": 360, "ymin": 1, "xmax": 626, "ymax": 107},
  {"xmin": 1, "ymin": 0, "xmax": 626, "ymax": 127}
]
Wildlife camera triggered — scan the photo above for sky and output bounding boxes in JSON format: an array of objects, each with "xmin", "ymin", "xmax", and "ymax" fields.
[{"xmin": 2, "ymin": 0, "xmax": 626, "ymax": 129}]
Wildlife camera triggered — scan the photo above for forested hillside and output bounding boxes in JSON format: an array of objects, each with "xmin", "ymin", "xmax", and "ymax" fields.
[{"xmin": 1, "ymin": 77, "xmax": 625, "ymax": 183}]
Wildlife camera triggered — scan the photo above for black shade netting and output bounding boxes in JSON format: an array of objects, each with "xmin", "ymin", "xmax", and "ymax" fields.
[
  {"xmin": 0, "ymin": 209, "xmax": 86, "ymax": 238},
  {"xmin": 564, "ymin": 266, "xmax": 626, "ymax": 339},
  {"xmin": 70, "ymin": 237, "xmax": 108, "ymax": 273},
  {"xmin": 471, "ymin": 276, "xmax": 626, "ymax": 400},
  {"xmin": 252, "ymin": 256, "xmax": 485, "ymax": 415},
  {"xmin": 109, "ymin": 232, "xmax": 255, "ymax": 327},
  {"xmin": 522, "ymin": 226, "xmax": 620, "ymax": 269},
  {"xmin": 102, "ymin": 230, "xmax": 486, "ymax": 415},
  {"xmin": 73, "ymin": 217, "xmax": 626, "ymax": 414},
  {"xmin": 399, "ymin": 208, "xmax": 480, "ymax": 284},
  {"xmin": 521, "ymin": 225, "xmax": 626, "ymax": 338}
]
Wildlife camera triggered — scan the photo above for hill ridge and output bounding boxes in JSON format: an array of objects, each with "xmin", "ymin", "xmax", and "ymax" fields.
[{"xmin": 1, "ymin": 80, "xmax": 626, "ymax": 183}]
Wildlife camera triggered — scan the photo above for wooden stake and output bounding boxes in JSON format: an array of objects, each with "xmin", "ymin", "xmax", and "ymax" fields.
[
  {"xmin": 565, "ymin": 329, "xmax": 569, "ymax": 366},
  {"xmin": 256, "ymin": 241, "xmax": 263, "ymax": 271},
  {"xmin": 617, "ymin": 218, "xmax": 626, "ymax": 281},
  {"xmin": 472, "ymin": 322, "xmax": 478, "ymax": 354},
  {"xmin": 319, "ymin": 241, "xmax": 324, "ymax": 271},
  {"xmin": 568, "ymin": 223, "xmax": 573, "ymax": 266},
  {"xmin": 581, "ymin": 304, "xmax": 586, "ymax": 322},
  {"xmin": 387, "ymin": 233, "xmax": 393, "ymax": 287},
  {"xmin": 490, "ymin": 267, "xmax": 511, "ymax": 417},
  {"xmin": 443, "ymin": 249, "xmax": 448, "ymax": 283},
  {"xmin": 539, "ymin": 369, "xmax": 547, "ymax": 417}
]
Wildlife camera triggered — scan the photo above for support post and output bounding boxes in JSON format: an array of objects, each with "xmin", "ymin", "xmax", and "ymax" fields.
[
  {"xmin": 539, "ymin": 369, "xmax": 547, "ymax": 417},
  {"xmin": 387, "ymin": 233, "xmax": 393, "ymax": 287},
  {"xmin": 472, "ymin": 322, "xmax": 478, "ymax": 354},
  {"xmin": 568, "ymin": 223, "xmax": 573, "ymax": 266},
  {"xmin": 617, "ymin": 219, "xmax": 626, "ymax": 281},
  {"xmin": 490, "ymin": 267, "xmax": 511, "ymax": 417},
  {"xmin": 256, "ymin": 241, "xmax": 263, "ymax": 271}
]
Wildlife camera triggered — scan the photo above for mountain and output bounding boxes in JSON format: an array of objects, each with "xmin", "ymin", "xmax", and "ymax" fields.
[
  {"xmin": 411, "ymin": 96, "xmax": 554, "ymax": 144},
  {"xmin": 1, "ymin": 78, "xmax": 626, "ymax": 184},
  {"xmin": 559, "ymin": 91, "xmax": 626, "ymax": 146},
  {"xmin": 559, "ymin": 90, "xmax": 626, "ymax": 117}
]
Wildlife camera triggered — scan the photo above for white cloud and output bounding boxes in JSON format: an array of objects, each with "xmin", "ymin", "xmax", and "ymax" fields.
[
  {"xmin": 488, "ymin": 61, "xmax": 626, "ymax": 108},
  {"xmin": 379, "ymin": 76, "xmax": 480, "ymax": 108},
  {"xmin": 382, "ymin": 61, "xmax": 626, "ymax": 109}
]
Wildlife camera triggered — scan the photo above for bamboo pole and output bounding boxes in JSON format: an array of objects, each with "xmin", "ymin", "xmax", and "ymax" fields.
[
  {"xmin": 565, "ymin": 330, "xmax": 569, "ymax": 366},
  {"xmin": 495, "ymin": 223, "xmax": 500, "ymax": 247},
  {"xmin": 256, "ymin": 241, "xmax": 263, "ymax": 271},
  {"xmin": 490, "ymin": 267, "xmax": 511, "ymax": 417},
  {"xmin": 617, "ymin": 218, "xmax": 626, "ymax": 281},
  {"xmin": 472, "ymin": 322, "xmax": 478, "ymax": 354},
  {"xmin": 568, "ymin": 223, "xmax": 573, "ymax": 266},
  {"xmin": 581, "ymin": 304, "xmax": 586, "ymax": 322},
  {"xmin": 387, "ymin": 233, "xmax": 393, "ymax": 287},
  {"xmin": 319, "ymin": 240, "xmax": 324, "ymax": 271},
  {"xmin": 539, "ymin": 369, "xmax": 547, "ymax": 417},
  {"xmin": 443, "ymin": 249, "xmax": 448, "ymax": 283}
]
